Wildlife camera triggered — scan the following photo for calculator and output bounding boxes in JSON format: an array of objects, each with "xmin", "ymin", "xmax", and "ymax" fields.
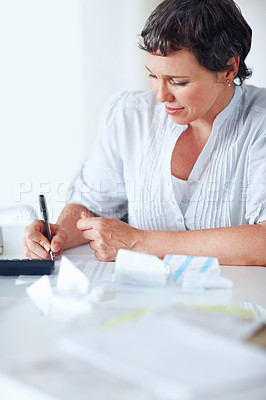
[
  {"xmin": 0, "ymin": 258, "xmax": 55, "ymax": 276},
  {"xmin": 0, "ymin": 227, "xmax": 3, "ymax": 255}
]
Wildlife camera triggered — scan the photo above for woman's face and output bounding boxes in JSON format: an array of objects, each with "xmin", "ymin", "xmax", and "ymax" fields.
[{"xmin": 146, "ymin": 49, "xmax": 232, "ymax": 126}]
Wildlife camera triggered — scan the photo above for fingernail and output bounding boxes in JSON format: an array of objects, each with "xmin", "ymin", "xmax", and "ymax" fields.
[
  {"xmin": 52, "ymin": 243, "xmax": 60, "ymax": 252},
  {"xmin": 44, "ymin": 244, "xmax": 50, "ymax": 252}
]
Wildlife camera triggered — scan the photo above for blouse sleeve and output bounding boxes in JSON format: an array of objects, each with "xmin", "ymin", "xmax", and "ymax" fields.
[
  {"xmin": 67, "ymin": 91, "xmax": 128, "ymax": 220},
  {"xmin": 245, "ymin": 133, "xmax": 266, "ymax": 224}
]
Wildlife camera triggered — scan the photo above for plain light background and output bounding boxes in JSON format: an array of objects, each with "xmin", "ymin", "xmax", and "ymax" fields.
[{"xmin": 0, "ymin": 0, "xmax": 265, "ymax": 222}]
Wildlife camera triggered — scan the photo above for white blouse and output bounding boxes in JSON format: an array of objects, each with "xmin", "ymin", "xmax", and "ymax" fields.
[
  {"xmin": 171, "ymin": 175, "xmax": 189, "ymax": 216},
  {"xmin": 68, "ymin": 84, "xmax": 266, "ymax": 231}
]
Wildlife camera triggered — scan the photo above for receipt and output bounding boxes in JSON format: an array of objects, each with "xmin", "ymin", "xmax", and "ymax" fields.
[{"xmin": 164, "ymin": 255, "xmax": 233, "ymax": 289}]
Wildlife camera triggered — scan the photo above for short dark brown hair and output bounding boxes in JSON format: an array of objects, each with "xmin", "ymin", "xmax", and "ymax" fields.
[{"xmin": 139, "ymin": 0, "xmax": 252, "ymax": 85}]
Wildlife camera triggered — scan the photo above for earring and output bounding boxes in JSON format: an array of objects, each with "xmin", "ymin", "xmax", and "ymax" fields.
[{"xmin": 226, "ymin": 79, "xmax": 232, "ymax": 87}]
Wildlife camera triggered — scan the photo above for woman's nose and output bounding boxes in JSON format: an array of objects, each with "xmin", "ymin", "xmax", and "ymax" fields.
[{"xmin": 155, "ymin": 81, "xmax": 175, "ymax": 103}]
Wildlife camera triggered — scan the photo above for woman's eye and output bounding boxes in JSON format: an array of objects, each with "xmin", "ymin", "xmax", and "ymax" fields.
[
  {"xmin": 171, "ymin": 81, "xmax": 188, "ymax": 86},
  {"xmin": 148, "ymin": 73, "xmax": 157, "ymax": 79}
]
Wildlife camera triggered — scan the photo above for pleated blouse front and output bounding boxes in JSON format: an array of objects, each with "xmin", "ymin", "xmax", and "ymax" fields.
[{"xmin": 68, "ymin": 85, "xmax": 266, "ymax": 231}]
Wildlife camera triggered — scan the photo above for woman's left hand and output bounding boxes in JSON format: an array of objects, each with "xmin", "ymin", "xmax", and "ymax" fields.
[{"xmin": 76, "ymin": 211, "xmax": 144, "ymax": 261}]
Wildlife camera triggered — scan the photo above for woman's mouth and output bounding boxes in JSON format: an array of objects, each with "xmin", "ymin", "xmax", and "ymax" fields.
[{"xmin": 165, "ymin": 105, "xmax": 185, "ymax": 115}]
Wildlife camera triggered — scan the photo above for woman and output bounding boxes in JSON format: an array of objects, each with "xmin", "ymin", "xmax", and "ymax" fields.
[{"xmin": 24, "ymin": 0, "xmax": 266, "ymax": 265}]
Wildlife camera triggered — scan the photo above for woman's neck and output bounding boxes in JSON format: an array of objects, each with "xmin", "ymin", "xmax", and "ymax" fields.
[{"xmin": 188, "ymin": 84, "xmax": 235, "ymax": 140}]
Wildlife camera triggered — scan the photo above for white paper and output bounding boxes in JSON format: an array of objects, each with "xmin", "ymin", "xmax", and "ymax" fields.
[
  {"xmin": 59, "ymin": 308, "xmax": 266, "ymax": 400},
  {"xmin": 16, "ymin": 255, "xmax": 114, "ymax": 286},
  {"xmin": 164, "ymin": 254, "xmax": 233, "ymax": 289},
  {"xmin": 115, "ymin": 249, "xmax": 170, "ymax": 286},
  {"xmin": 65, "ymin": 254, "xmax": 115, "ymax": 283},
  {"xmin": 57, "ymin": 256, "xmax": 89, "ymax": 294},
  {"xmin": 26, "ymin": 275, "xmax": 53, "ymax": 315},
  {"xmin": 26, "ymin": 256, "xmax": 98, "ymax": 321}
]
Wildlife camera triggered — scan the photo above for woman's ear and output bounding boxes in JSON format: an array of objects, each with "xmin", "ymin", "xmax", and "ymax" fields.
[{"xmin": 224, "ymin": 56, "xmax": 240, "ymax": 83}]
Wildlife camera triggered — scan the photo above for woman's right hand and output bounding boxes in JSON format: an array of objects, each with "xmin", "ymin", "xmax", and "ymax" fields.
[{"xmin": 23, "ymin": 220, "xmax": 67, "ymax": 260}]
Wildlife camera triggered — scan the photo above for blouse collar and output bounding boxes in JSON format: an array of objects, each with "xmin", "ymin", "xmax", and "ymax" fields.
[{"xmin": 213, "ymin": 84, "xmax": 242, "ymax": 126}]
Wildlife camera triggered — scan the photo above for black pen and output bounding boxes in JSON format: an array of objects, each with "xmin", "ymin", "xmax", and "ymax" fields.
[{"xmin": 38, "ymin": 194, "xmax": 55, "ymax": 261}]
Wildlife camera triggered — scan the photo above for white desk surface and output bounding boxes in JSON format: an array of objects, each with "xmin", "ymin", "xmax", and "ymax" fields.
[{"xmin": 0, "ymin": 225, "xmax": 266, "ymax": 400}]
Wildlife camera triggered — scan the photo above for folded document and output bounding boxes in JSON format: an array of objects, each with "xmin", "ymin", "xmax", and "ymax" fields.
[
  {"xmin": 164, "ymin": 254, "xmax": 233, "ymax": 289},
  {"xmin": 115, "ymin": 249, "xmax": 170, "ymax": 286}
]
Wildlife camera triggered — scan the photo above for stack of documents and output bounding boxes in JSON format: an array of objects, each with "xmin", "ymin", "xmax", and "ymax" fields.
[{"xmin": 59, "ymin": 306, "xmax": 266, "ymax": 400}]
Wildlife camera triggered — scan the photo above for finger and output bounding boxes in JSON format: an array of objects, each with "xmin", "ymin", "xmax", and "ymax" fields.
[
  {"xmin": 50, "ymin": 230, "xmax": 67, "ymax": 253},
  {"xmin": 89, "ymin": 239, "xmax": 109, "ymax": 252},
  {"xmin": 94, "ymin": 249, "xmax": 117, "ymax": 262},
  {"xmin": 81, "ymin": 210, "xmax": 89, "ymax": 219},
  {"xmin": 25, "ymin": 220, "xmax": 46, "ymax": 235},
  {"xmin": 25, "ymin": 238, "xmax": 51, "ymax": 260},
  {"xmin": 77, "ymin": 218, "xmax": 92, "ymax": 231},
  {"xmin": 25, "ymin": 221, "xmax": 51, "ymax": 249},
  {"xmin": 25, "ymin": 228, "xmax": 52, "ymax": 259},
  {"xmin": 77, "ymin": 216, "xmax": 101, "ymax": 231},
  {"xmin": 82, "ymin": 229, "xmax": 99, "ymax": 241},
  {"xmin": 27, "ymin": 228, "xmax": 51, "ymax": 251},
  {"xmin": 24, "ymin": 220, "xmax": 54, "ymax": 259},
  {"xmin": 23, "ymin": 238, "xmax": 32, "ymax": 259}
]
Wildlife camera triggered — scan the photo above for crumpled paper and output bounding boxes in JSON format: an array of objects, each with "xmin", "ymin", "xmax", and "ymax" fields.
[{"xmin": 26, "ymin": 256, "xmax": 104, "ymax": 321}]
